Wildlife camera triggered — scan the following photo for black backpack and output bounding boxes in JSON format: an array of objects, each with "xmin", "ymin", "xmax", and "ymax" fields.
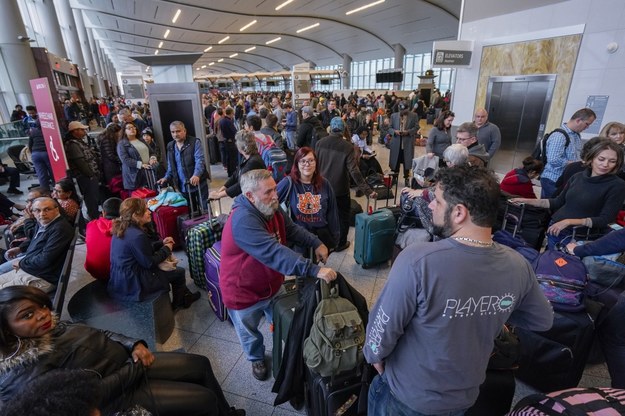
[
  {"xmin": 310, "ymin": 124, "xmax": 328, "ymax": 149},
  {"xmin": 531, "ymin": 128, "xmax": 570, "ymax": 164}
]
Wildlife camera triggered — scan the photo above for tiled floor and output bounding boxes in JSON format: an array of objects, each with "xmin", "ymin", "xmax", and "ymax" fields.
[{"xmin": 19, "ymin": 121, "xmax": 609, "ymax": 415}]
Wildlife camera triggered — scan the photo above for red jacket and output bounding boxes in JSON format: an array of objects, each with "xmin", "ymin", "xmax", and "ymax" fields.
[
  {"xmin": 500, "ymin": 168, "xmax": 537, "ymax": 199},
  {"xmin": 84, "ymin": 217, "xmax": 113, "ymax": 281}
]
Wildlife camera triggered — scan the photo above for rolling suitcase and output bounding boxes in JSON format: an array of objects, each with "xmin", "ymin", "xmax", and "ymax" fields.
[
  {"xmin": 204, "ymin": 241, "xmax": 228, "ymax": 321},
  {"xmin": 186, "ymin": 218, "xmax": 223, "ymax": 289},
  {"xmin": 515, "ymin": 310, "xmax": 596, "ymax": 392},
  {"xmin": 208, "ymin": 134, "xmax": 220, "ymax": 165},
  {"xmin": 272, "ymin": 279, "xmax": 299, "ymax": 379},
  {"xmin": 305, "ymin": 365, "xmax": 371, "ymax": 416},
  {"xmin": 354, "ymin": 199, "xmax": 396, "ymax": 268},
  {"xmin": 498, "ymin": 199, "xmax": 549, "ymax": 250},
  {"xmin": 177, "ymin": 184, "xmax": 217, "ymax": 249},
  {"xmin": 152, "ymin": 204, "xmax": 189, "ymax": 248}
]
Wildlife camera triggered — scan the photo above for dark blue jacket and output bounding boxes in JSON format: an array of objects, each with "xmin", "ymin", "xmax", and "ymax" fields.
[
  {"xmin": 163, "ymin": 136, "xmax": 208, "ymax": 191},
  {"xmin": 108, "ymin": 225, "xmax": 170, "ymax": 301},
  {"xmin": 117, "ymin": 137, "xmax": 154, "ymax": 190}
]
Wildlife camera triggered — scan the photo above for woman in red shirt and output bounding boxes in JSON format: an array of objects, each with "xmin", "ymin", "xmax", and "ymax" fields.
[{"xmin": 500, "ymin": 156, "xmax": 543, "ymax": 198}]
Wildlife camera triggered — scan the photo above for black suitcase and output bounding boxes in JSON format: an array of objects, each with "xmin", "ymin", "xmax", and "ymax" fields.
[
  {"xmin": 272, "ymin": 279, "xmax": 299, "ymax": 379},
  {"xmin": 496, "ymin": 198, "xmax": 550, "ymax": 250},
  {"xmin": 208, "ymin": 134, "xmax": 220, "ymax": 165},
  {"xmin": 515, "ymin": 311, "xmax": 596, "ymax": 392},
  {"xmin": 305, "ymin": 366, "xmax": 371, "ymax": 416},
  {"xmin": 349, "ymin": 199, "xmax": 363, "ymax": 227}
]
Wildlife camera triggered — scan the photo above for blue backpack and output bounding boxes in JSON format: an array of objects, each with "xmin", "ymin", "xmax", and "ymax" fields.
[{"xmin": 262, "ymin": 145, "xmax": 288, "ymax": 182}]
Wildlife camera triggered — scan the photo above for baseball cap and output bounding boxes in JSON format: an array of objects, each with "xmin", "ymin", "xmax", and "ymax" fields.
[
  {"xmin": 301, "ymin": 106, "xmax": 314, "ymax": 116},
  {"xmin": 330, "ymin": 117, "xmax": 345, "ymax": 132},
  {"xmin": 68, "ymin": 121, "xmax": 89, "ymax": 131}
]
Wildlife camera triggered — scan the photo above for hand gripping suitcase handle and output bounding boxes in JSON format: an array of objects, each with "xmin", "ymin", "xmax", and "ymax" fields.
[
  {"xmin": 185, "ymin": 179, "xmax": 206, "ymax": 218},
  {"xmin": 207, "ymin": 198, "xmax": 222, "ymax": 222}
]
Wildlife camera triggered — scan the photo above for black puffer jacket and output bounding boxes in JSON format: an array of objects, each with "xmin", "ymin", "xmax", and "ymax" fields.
[{"xmin": 0, "ymin": 320, "xmax": 145, "ymax": 412}]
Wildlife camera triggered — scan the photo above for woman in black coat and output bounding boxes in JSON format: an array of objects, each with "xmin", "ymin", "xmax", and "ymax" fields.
[
  {"xmin": 209, "ymin": 130, "xmax": 266, "ymax": 200},
  {"xmin": 0, "ymin": 286, "xmax": 244, "ymax": 416}
]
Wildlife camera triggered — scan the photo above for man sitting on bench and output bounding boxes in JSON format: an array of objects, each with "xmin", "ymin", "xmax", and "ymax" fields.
[{"xmin": 0, "ymin": 197, "xmax": 74, "ymax": 291}]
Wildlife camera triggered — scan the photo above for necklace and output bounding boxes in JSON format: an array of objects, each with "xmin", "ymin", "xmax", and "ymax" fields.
[{"xmin": 452, "ymin": 236, "xmax": 494, "ymax": 247}]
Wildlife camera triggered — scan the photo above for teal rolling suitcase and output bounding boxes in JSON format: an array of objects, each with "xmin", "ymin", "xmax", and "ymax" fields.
[{"xmin": 354, "ymin": 208, "xmax": 396, "ymax": 268}]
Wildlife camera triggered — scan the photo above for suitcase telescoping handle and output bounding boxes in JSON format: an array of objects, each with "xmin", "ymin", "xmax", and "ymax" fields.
[
  {"xmin": 366, "ymin": 194, "xmax": 377, "ymax": 215},
  {"xmin": 207, "ymin": 198, "xmax": 223, "ymax": 221},
  {"xmin": 185, "ymin": 179, "xmax": 206, "ymax": 219}
]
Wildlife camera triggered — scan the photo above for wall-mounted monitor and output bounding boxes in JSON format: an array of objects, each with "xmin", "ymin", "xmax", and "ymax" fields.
[{"xmin": 376, "ymin": 71, "xmax": 403, "ymax": 83}]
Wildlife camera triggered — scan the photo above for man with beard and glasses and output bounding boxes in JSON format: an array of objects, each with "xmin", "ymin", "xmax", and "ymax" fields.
[
  {"xmin": 364, "ymin": 166, "xmax": 553, "ymax": 416},
  {"xmin": 220, "ymin": 169, "xmax": 337, "ymax": 381}
]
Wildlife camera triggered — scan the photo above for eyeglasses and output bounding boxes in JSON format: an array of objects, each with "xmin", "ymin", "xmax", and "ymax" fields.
[
  {"xmin": 298, "ymin": 159, "xmax": 316, "ymax": 166},
  {"xmin": 32, "ymin": 207, "xmax": 57, "ymax": 213},
  {"xmin": 456, "ymin": 136, "xmax": 472, "ymax": 142}
]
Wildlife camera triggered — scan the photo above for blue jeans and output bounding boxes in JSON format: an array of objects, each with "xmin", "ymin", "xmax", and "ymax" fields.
[
  {"xmin": 368, "ymin": 373, "xmax": 466, "ymax": 416},
  {"xmin": 228, "ymin": 285, "xmax": 285, "ymax": 362},
  {"xmin": 285, "ymin": 130, "xmax": 296, "ymax": 150},
  {"xmin": 540, "ymin": 177, "xmax": 557, "ymax": 198},
  {"xmin": 31, "ymin": 151, "xmax": 53, "ymax": 190}
]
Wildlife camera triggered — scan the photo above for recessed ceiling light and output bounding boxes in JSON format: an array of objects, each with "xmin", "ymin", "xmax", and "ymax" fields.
[
  {"xmin": 245, "ymin": 46, "xmax": 256, "ymax": 52},
  {"xmin": 275, "ymin": 0, "xmax": 293, "ymax": 10},
  {"xmin": 218, "ymin": 58, "xmax": 224, "ymax": 62},
  {"xmin": 218, "ymin": 36, "xmax": 230, "ymax": 44},
  {"xmin": 164, "ymin": 29, "xmax": 170, "ymax": 38},
  {"xmin": 196, "ymin": 67, "xmax": 200, "ymax": 71},
  {"xmin": 240, "ymin": 20, "xmax": 257, "ymax": 32},
  {"xmin": 346, "ymin": 0, "xmax": 385, "ymax": 15},
  {"xmin": 296, "ymin": 23, "xmax": 319, "ymax": 33},
  {"xmin": 229, "ymin": 53, "xmax": 238, "ymax": 58},
  {"xmin": 209, "ymin": 62, "xmax": 215, "ymax": 66},
  {"xmin": 154, "ymin": 50, "xmax": 159, "ymax": 55},
  {"xmin": 204, "ymin": 46, "xmax": 212, "ymax": 52},
  {"xmin": 201, "ymin": 65, "xmax": 207, "ymax": 68},
  {"xmin": 266, "ymin": 37, "xmax": 281, "ymax": 44},
  {"xmin": 172, "ymin": 9, "xmax": 181, "ymax": 23},
  {"xmin": 158, "ymin": 41, "xmax": 163, "ymax": 48}
]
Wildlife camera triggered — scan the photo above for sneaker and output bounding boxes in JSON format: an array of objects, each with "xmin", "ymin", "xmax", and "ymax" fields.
[
  {"xmin": 252, "ymin": 360, "xmax": 268, "ymax": 381},
  {"xmin": 7, "ymin": 188, "xmax": 23, "ymax": 195},
  {"xmin": 334, "ymin": 241, "xmax": 350, "ymax": 252}
]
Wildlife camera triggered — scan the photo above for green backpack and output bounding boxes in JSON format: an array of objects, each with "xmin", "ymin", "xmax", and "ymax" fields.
[{"xmin": 303, "ymin": 283, "xmax": 365, "ymax": 377}]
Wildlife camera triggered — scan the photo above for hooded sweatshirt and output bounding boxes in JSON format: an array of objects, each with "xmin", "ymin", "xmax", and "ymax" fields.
[{"xmin": 84, "ymin": 217, "xmax": 114, "ymax": 281}]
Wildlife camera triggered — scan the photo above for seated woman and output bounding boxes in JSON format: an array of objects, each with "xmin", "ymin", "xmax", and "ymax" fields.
[
  {"xmin": 0, "ymin": 285, "xmax": 245, "ymax": 416},
  {"xmin": 117, "ymin": 122, "xmax": 158, "ymax": 193},
  {"xmin": 553, "ymin": 136, "xmax": 604, "ymax": 197},
  {"xmin": 52, "ymin": 177, "xmax": 81, "ymax": 223},
  {"xmin": 277, "ymin": 147, "xmax": 340, "ymax": 251},
  {"xmin": 352, "ymin": 126, "xmax": 383, "ymax": 177},
  {"xmin": 209, "ymin": 130, "xmax": 266, "ymax": 200},
  {"xmin": 500, "ymin": 156, "xmax": 543, "ymax": 198},
  {"xmin": 600, "ymin": 121, "xmax": 625, "ymax": 149},
  {"xmin": 108, "ymin": 198, "xmax": 200, "ymax": 308},
  {"xmin": 513, "ymin": 138, "xmax": 625, "ymax": 249}
]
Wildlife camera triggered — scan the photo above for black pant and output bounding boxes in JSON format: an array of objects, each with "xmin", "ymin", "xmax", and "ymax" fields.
[
  {"xmin": 124, "ymin": 352, "xmax": 233, "ymax": 416},
  {"xmin": 224, "ymin": 140, "xmax": 238, "ymax": 178},
  {"xmin": 75, "ymin": 175, "xmax": 100, "ymax": 221},
  {"xmin": 0, "ymin": 166, "xmax": 20, "ymax": 189},
  {"xmin": 336, "ymin": 193, "xmax": 350, "ymax": 246}
]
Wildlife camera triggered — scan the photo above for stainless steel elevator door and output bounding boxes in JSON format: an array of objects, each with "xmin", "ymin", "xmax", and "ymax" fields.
[{"xmin": 485, "ymin": 75, "xmax": 556, "ymax": 172}]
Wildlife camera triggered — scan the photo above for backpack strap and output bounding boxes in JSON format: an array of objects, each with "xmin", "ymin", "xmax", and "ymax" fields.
[{"xmin": 552, "ymin": 128, "xmax": 571, "ymax": 148}]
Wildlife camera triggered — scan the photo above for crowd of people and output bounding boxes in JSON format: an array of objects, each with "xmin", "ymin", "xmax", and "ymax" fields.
[{"xmin": 4, "ymin": 86, "xmax": 625, "ymax": 416}]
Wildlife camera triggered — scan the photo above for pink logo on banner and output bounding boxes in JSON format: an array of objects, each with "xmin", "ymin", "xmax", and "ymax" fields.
[{"xmin": 29, "ymin": 78, "xmax": 69, "ymax": 182}]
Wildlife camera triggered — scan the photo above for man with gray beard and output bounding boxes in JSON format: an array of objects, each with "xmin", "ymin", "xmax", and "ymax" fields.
[{"xmin": 219, "ymin": 169, "xmax": 337, "ymax": 381}]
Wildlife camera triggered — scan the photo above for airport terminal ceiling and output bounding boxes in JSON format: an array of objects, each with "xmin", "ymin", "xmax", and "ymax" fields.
[{"xmin": 73, "ymin": 0, "xmax": 461, "ymax": 76}]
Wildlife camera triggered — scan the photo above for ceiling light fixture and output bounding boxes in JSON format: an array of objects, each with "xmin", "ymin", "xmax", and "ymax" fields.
[
  {"xmin": 229, "ymin": 53, "xmax": 238, "ymax": 58},
  {"xmin": 218, "ymin": 36, "xmax": 230, "ymax": 44},
  {"xmin": 345, "ymin": 0, "xmax": 385, "ymax": 15},
  {"xmin": 296, "ymin": 23, "xmax": 319, "ymax": 33},
  {"xmin": 275, "ymin": 0, "xmax": 294, "ymax": 10},
  {"xmin": 154, "ymin": 50, "xmax": 159, "ymax": 55},
  {"xmin": 209, "ymin": 62, "xmax": 215, "ymax": 66},
  {"xmin": 158, "ymin": 41, "xmax": 163, "ymax": 48},
  {"xmin": 204, "ymin": 46, "xmax": 212, "ymax": 52},
  {"xmin": 218, "ymin": 58, "xmax": 224, "ymax": 62},
  {"xmin": 240, "ymin": 20, "xmax": 257, "ymax": 32},
  {"xmin": 201, "ymin": 65, "xmax": 207, "ymax": 68},
  {"xmin": 196, "ymin": 67, "xmax": 200, "ymax": 70},
  {"xmin": 172, "ymin": 9, "xmax": 181, "ymax": 23},
  {"xmin": 245, "ymin": 46, "xmax": 256, "ymax": 52},
  {"xmin": 164, "ymin": 29, "xmax": 170, "ymax": 38},
  {"xmin": 266, "ymin": 37, "xmax": 281, "ymax": 44}
]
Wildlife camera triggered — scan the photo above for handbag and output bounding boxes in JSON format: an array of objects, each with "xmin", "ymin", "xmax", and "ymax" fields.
[
  {"xmin": 158, "ymin": 254, "xmax": 179, "ymax": 271},
  {"xmin": 488, "ymin": 324, "xmax": 521, "ymax": 370}
]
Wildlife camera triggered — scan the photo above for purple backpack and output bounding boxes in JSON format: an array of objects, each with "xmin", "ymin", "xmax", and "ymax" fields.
[
  {"xmin": 509, "ymin": 387, "xmax": 625, "ymax": 415},
  {"xmin": 534, "ymin": 250, "xmax": 588, "ymax": 312}
]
